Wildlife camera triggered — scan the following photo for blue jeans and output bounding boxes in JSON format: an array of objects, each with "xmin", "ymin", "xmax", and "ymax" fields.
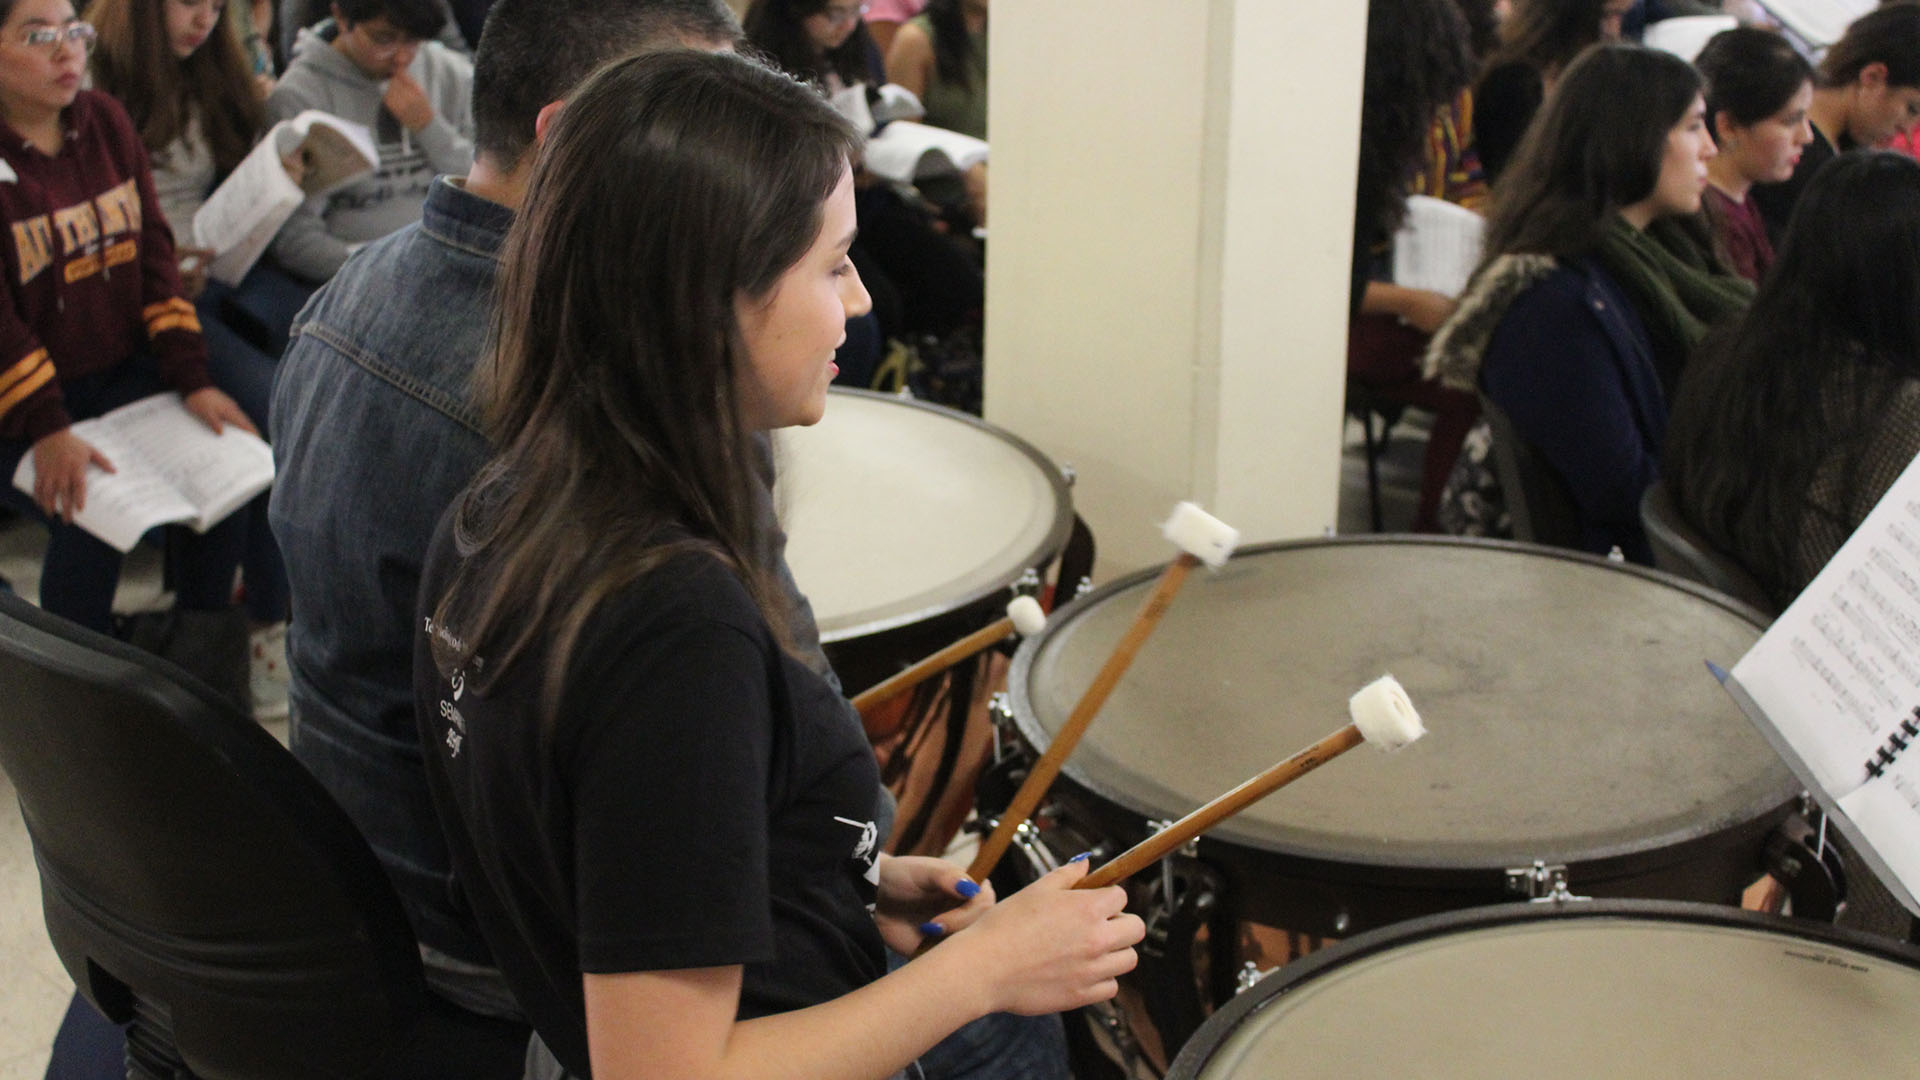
[
  {"xmin": 887, "ymin": 950, "xmax": 1070, "ymax": 1080},
  {"xmin": 196, "ymin": 263, "xmax": 309, "ymax": 625},
  {"xmin": 0, "ymin": 356, "xmax": 246, "ymax": 634}
]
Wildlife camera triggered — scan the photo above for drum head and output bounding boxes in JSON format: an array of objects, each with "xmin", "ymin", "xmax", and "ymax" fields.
[
  {"xmin": 777, "ymin": 390, "xmax": 1071, "ymax": 642},
  {"xmin": 1010, "ymin": 538, "xmax": 1795, "ymax": 870},
  {"xmin": 1172, "ymin": 901, "xmax": 1920, "ymax": 1077}
]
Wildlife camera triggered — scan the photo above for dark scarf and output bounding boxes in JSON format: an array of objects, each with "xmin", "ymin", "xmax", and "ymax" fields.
[{"xmin": 1592, "ymin": 214, "xmax": 1753, "ymax": 395}]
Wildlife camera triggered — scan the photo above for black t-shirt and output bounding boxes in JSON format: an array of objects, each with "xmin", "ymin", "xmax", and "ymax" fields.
[
  {"xmin": 1750, "ymin": 125, "xmax": 1842, "ymax": 248},
  {"xmin": 414, "ymin": 511, "xmax": 886, "ymax": 1077}
]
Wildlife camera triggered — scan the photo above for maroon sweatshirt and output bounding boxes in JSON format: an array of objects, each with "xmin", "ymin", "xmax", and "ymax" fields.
[{"xmin": 1, "ymin": 90, "xmax": 209, "ymax": 444}]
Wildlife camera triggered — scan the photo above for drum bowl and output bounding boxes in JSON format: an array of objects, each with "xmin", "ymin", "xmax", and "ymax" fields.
[
  {"xmin": 1005, "ymin": 536, "xmax": 1799, "ymax": 935},
  {"xmin": 778, "ymin": 389, "xmax": 1073, "ymax": 694},
  {"xmin": 1168, "ymin": 899, "xmax": 1920, "ymax": 1078}
]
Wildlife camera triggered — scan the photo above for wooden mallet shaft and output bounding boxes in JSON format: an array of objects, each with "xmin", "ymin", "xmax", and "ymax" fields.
[
  {"xmin": 967, "ymin": 552, "xmax": 1202, "ymax": 881},
  {"xmin": 1076, "ymin": 723, "xmax": 1367, "ymax": 889},
  {"xmin": 851, "ymin": 617, "xmax": 1015, "ymax": 717}
]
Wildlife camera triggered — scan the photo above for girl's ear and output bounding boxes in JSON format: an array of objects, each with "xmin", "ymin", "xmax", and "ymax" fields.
[
  {"xmin": 1712, "ymin": 109, "xmax": 1739, "ymax": 145},
  {"xmin": 1860, "ymin": 61, "xmax": 1891, "ymax": 93}
]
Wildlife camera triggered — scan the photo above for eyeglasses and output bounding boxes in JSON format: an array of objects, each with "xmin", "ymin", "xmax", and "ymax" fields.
[
  {"xmin": 16, "ymin": 20, "xmax": 96, "ymax": 53},
  {"xmin": 820, "ymin": 2, "xmax": 869, "ymax": 26},
  {"xmin": 351, "ymin": 23, "xmax": 419, "ymax": 55}
]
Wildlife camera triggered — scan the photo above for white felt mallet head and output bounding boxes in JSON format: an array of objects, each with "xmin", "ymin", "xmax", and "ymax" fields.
[
  {"xmin": 1006, "ymin": 595, "xmax": 1047, "ymax": 637},
  {"xmin": 1162, "ymin": 501, "xmax": 1241, "ymax": 569},
  {"xmin": 1348, "ymin": 674, "xmax": 1425, "ymax": 751}
]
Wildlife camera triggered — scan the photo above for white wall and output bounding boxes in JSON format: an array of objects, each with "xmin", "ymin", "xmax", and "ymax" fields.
[{"xmin": 983, "ymin": 0, "xmax": 1367, "ymax": 575}]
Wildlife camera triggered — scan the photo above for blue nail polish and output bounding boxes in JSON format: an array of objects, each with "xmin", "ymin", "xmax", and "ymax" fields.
[
  {"xmin": 954, "ymin": 879, "xmax": 981, "ymax": 899},
  {"xmin": 1069, "ymin": 851, "xmax": 1092, "ymax": 863},
  {"xmin": 919, "ymin": 921, "xmax": 945, "ymax": 937}
]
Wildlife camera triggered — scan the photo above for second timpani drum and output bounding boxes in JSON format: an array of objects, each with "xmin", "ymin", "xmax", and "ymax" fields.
[
  {"xmin": 777, "ymin": 389, "xmax": 1074, "ymax": 693},
  {"xmin": 1168, "ymin": 900, "xmax": 1920, "ymax": 1078},
  {"xmin": 1002, "ymin": 537, "xmax": 1800, "ymax": 935}
]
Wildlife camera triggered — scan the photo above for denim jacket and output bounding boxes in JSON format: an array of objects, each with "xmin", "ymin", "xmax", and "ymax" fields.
[
  {"xmin": 269, "ymin": 179, "xmax": 854, "ymax": 968},
  {"xmin": 269, "ymin": 178, "xmax": 510, "ymax": 964}
]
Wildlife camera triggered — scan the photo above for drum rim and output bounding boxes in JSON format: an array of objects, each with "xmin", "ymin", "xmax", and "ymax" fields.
[
  {"xmin": 801, "ymin": 388, "xmax": 1076, "ymax": 644},
  {"xmin": 1164, "ymin": 898, "xmax": 1920, "ymax": 1079},
  {"xmin": 1005, "ymin": 535, "xmax": 1794, "ymax": 872}
]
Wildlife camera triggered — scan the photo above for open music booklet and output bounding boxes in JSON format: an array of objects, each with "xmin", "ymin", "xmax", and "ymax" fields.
[
  {"xmin": 1714, "ymin": 451, "xmax": 1920, "ymax": 917},
  {"xmin": 1758, "ymin": 0, "xmax": 1876, "ymax": 47},
  {"xmin": 1391, "ymin": 195, "xmax": 1484, "ymax": 299},
  {"xmin": 10, "ymin": 394, "xmax": 275, "ymax": 554},
  {"xmin": 191, "ymin": 110, "xmax": 377, "ymax": 287}
]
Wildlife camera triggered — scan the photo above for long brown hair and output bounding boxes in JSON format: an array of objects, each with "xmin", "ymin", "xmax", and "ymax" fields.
[
  {"xmin": 86, "ymin": 0, "xmax": 264, "ymax": 174},
  {"xmin": 433, "ymin": 50, "xmax": 860, "ymax": 716}
]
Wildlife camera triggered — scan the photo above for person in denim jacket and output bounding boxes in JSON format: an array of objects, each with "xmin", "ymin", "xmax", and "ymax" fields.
[{"xmin": 267, "ymin": 0, "xmax": 741, "ymax": 1068}]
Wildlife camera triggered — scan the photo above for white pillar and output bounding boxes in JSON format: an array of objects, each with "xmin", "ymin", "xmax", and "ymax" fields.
[{"xmin": 984, "ymin": 0, "xmax": 1367, "ymax": 574}]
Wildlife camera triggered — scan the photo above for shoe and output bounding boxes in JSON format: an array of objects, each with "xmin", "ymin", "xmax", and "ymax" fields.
[{"xmin": 250, "ymin": 622, "xmax": 290, "ymax": 722}]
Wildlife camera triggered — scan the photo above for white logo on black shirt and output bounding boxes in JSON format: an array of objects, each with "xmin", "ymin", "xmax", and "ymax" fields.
[{"xmin": 834, "ymin": 815, "xmax": 880, "ymax": 886}]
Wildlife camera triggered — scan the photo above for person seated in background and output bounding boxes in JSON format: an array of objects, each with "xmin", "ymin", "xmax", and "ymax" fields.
[
  {"xmin": 883, "ymin": 0, "xmax": 986, "ymax": 228},
  {"xmin": 1664, "ymin": 152, "xmax": 1920, "ymax": 943},
  {"xmin": 0, "ymin": 0, "xmax": 255, "ymax": 641},
  {"xmin": 1693, "ymin": 26, "xmax": 1812, "ymax": 283},
  {"xmin": 863, "ymin": 0, "xmax": 921, "ymax": 55},
  {"xmin": 266, "ymin": 0, "xmax": 471, "ymax": 284},
  {"xmin": 746, "ymin": 0, "xmax": 984, "ymax": 407},
  {"xmin": 1751, "ymin": 3, "xmax": 1920, "ymax": 242},
  {"xmin": 1474, "ymin": 0, "xmax": 1632, "ymax": 182},
  {"xmin": 88, "ymin": 0, "xmax": 305, "ymax": 716},
  {"xmin": 1666, "ymin": 152, "xmax": 1920, "ymax": 613},
  {"xmin": 1348, "ymin": 0, "xmax": 1485, "ymax": 534},
  {"xmin": 1425, "ymin": 44, "xmax": 1750, "ymax": 562}
]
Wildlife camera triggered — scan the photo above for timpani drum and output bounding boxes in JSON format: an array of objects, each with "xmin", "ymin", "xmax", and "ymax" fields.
[
  {"xmin": 778, "ymin": 389, "xmax": 1074, "ymax": 694},
  {"xmin": 996, "ymin": 536, "xmax": 1802, "ymax": 1046},
  {"xmin": 1167, "ymin": 900, "xmax": 1920, "ymax": 1078}
]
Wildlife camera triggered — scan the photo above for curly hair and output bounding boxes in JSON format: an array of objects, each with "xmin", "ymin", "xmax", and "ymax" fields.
[{"xmin": 1356, "ymin": 0, "xmax": 1477, "ymax": 244}]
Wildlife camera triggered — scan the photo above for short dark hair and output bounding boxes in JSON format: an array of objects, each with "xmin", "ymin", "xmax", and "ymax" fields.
[
  {"xmin": 472, "ymin": 0, "xmax": 741, "ymax": 169},
  {"xmin": 1696, "ymin": 27, "xmax": 1814, "ymax": 136},
  {"xmin": 333, "ymin": 0, "xmax": 445, "ymax": 41},
  {"xmin": 1486, "ymin": 44, "xmax": 1704, "ymax": 258},
  {"xmin": 1822, "ymin": 3, "xmax": 1920, "ymax": 89}
]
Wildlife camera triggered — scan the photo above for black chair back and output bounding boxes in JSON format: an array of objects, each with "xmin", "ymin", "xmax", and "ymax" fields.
[
  {"xmin": 1480, "ymin": 394, "xmax": 1584, "ymax": 549},
  {"xmin": 0, "ymin": 591, "xmax": 427, "ymax": 1079},
  {"xmin": 1639, "ymin": 483, "xmax": 1778, "ymax": 617}
]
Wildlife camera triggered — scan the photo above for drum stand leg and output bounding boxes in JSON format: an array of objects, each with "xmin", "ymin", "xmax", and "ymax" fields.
[{"xmin": 1135, "ymin": 853, "xmax": 1227, "ymax": 1055}]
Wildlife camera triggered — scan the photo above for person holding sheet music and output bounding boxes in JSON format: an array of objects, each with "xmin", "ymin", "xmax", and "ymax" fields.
[
  {"xmin": 746, "ymin": 0, "xmax": 984, "ymax": 406},
  {"xmin": 1693, "ymin": 26, "xmax": 1813, "ymax": 283},
  {"xmin": 411, "ymin": 50, "xmax": 1142, "ymax": 1080},
  {"xmin": 266, "ymin": 0, "xmax": 472, "ymax": 284},
  {"xmin": 884, "ymin": 0, "xmax": 987, "ymax": 229},
  {"xmin": 1424, "ymin": 44, "xmax": 1750, "ymax": 562},
  {"xmin": 0, "ymin": 0, "xmax": 254, "ymax": 642},
  {"xmin": 89, "ymin": 0, "xmax": 309, "ymax": 717},
  {"xmin": 1750, "ymin": 4, "xmax": 1920, "ymax": 242},
  {"xmin": 1349, "ymin": 0, "xmax": 1485, "ymax": 534}
]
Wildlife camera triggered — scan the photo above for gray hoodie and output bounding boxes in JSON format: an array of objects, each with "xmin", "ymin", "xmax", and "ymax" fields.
[{"xmin": 266, "ymin": 21, "xmax": 473, "ymax": 283}]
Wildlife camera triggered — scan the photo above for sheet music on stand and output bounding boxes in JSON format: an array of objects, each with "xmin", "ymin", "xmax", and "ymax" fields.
[
  {"xmin": 1714, "ymin": 450, "xmax": 1920, "ymax": 917},
  {"xmin": 1757, "ymin": 0, "xmax": 1875, "ymax": 48}
]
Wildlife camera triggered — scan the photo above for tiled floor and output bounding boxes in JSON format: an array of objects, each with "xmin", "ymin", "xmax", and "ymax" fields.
[{"xmin": 0, "ymin": 419, "xmax": 1424, "ymax": 1076}]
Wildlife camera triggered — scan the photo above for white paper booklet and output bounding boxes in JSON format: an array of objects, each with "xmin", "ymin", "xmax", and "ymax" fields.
[
  {"xmin": 863, "ymin": 121, "xmax": 989, "ymax": 183},
  {"xmin": 1758, "ymin": 0, "xmax": 1875, "ymax": 47},
  {"xmin": 1643, "ymin": 15, "xmax": 1739, "ymax": 60},
  {"xmin": 1717, "ymin": 449, "xmax": 1920, "ymax": 916},
  {"xmin": 11, "ymin": 394, "xmax": 275, "ymax": 553},
  {"xmin": 191, "ymin": 110, "xmax": 377, "ymax": 286},
  {"xmin": 1391, "ymin": 195, "xmax": 1485, "ymax": 298}
]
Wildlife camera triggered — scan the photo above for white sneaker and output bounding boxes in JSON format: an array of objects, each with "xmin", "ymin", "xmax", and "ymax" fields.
[{"xmin": 250, "ymin": 622, "xmax": 290, "ymax": 722}]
